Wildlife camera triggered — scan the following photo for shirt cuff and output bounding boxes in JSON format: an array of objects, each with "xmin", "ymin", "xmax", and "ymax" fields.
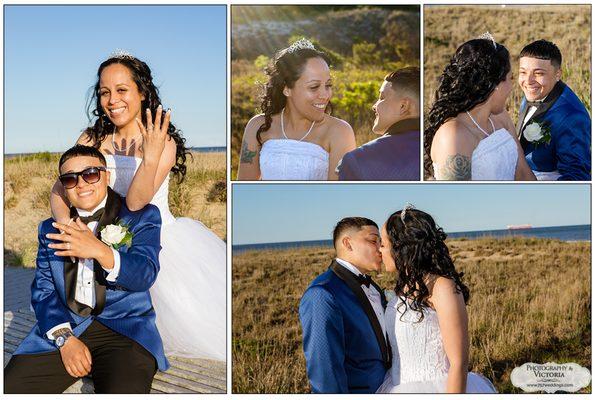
[
  {"xmin": 104, "ymin": 249, "xmax": 121, "ymax": 282},
  {"xmin": 46, "ymin": 322, "xmax": 72, "ymax": 340}
]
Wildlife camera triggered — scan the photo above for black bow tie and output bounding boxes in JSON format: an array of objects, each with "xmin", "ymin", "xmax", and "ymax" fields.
[
  {"xmin": 78, "ymin": 208, "xmax": 105, "ymax": 224},
  {"xmin": 356, "ymin": 274, "xmax": 372, "ymax": 288},
  {"xmin": 526, "ymin": 100, "xmax": 544, "ymax": 108}
]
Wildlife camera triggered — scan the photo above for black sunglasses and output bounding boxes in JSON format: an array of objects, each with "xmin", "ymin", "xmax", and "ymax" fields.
[{"xmin": 59, "ymin": 166, "xmax": 106, "ymax": 189}]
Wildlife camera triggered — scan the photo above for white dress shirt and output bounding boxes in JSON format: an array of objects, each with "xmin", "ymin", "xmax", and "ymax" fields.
[
  {"xmin": 522, "ymin": 95, "xmax": 547, "ymax": 129},
  {"xmin": 523, "ymin": 105, "xmax": 539, "ymax": 127},
  {"xmin": 335, "ymin": 258, "xmax": 387, "ymax": 337},
  {"xmin": 46, "ymin": 196, "xmax": 121, "ymax": 340}
]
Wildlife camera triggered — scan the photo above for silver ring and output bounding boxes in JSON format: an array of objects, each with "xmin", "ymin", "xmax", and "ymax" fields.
[{"xmin": 66, "ymin": 243, "xmax": 71, "ymax": 250}]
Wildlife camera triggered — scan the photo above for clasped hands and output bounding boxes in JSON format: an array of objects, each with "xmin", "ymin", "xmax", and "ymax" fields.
[{"xmin": 46, "ymin": 218, "xmax": 114, "ymax": 269}]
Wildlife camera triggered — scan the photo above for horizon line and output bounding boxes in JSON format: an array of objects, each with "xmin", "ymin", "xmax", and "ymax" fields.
[{"xmin": 233, "ymin": 223, "xmax": 591, "ymax": 247}]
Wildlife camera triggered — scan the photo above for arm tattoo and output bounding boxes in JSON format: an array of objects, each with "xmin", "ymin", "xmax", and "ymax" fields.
[
  {"xmin": 435, "ymin": 154, "xmax": 471, "ymax": 180},
  {"xmin": 240, "ymin": 142, "xmax": 257, "ymax": 164}
]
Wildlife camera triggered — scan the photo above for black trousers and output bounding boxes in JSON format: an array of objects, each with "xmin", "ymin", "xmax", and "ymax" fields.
[{"xmin": 4, "ymin": 320, "xmax": 157, "ymax": 394}]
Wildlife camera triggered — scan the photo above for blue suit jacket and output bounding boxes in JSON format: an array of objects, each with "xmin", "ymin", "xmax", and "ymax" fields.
[
  {"xmin": 14, "ymin": 200, "xmax": 169, "ymax": 371},
  {"xmin": 299, "ymin": 262, "xmax": 389, "ymax": 393},
  {"xmin": 338, "ymin": 118, "xmax": 420, "ymax": 181},
  {"xmin": 518, "ymin": 83, "xmax": 591, "ymax": 180}
]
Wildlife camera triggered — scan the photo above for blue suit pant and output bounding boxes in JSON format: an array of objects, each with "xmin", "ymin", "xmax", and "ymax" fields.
[{"xmin": 4, "ymin": 320, "xmax": 157, "ymax": 393}]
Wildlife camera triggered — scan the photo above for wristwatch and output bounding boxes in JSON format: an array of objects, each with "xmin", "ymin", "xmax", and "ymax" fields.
[{"xmin": 54, "ymin": 328, "xmax": 74, "ymax": 348}]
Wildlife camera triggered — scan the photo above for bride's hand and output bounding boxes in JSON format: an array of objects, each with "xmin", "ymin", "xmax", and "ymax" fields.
[{"xmin": 136, "ymin": 105, "xmax": 171, "ymax": 165}]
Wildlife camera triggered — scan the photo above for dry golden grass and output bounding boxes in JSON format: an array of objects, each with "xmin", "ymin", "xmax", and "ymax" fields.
[
  {"xmin": 232, "ymin": 238, "xmax": 590, "ymax": 393},
  {"xmin": 4, "ymin": 151, "xmax": 226, "ymax": 267},
  {"xmin": 424, "ymin": 5, "xmax": 591, "ymax": 119}
]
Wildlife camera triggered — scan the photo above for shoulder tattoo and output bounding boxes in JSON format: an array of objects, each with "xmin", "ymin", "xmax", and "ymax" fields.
[
  {"xmin": 436, "ymin": 154, "xmax": 471, "ymax": 180},
  {"xmin": 240, "ymin": 142, "xmax": 257, "ymax": 164}
]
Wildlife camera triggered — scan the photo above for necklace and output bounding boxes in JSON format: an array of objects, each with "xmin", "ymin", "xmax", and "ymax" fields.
[
  {"xmin": 466, "ymin": 111, "xmax": 495, "ymax": 137},
  {"xmin": 111, "ymin": 130, "xmax": 142, "ymax": 153},
  {"xmin": 281, "ymin": 108, "xmax": 315, "ymax": 141}
]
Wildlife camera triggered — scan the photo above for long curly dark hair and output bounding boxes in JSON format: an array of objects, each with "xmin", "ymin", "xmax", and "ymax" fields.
[
  {"xmin": 424, "ymin": 39, "xmax": 510, "ymax": 179},
  {"xmin": 385, "ymin": 208, "xmax": 469, "ymax": 322},
  {"xmin": 84, "ymin": 55, "xmax": 190, "ymax": 181},
  {"xmin": 256, "ymin": 44, "xmax": 332, "ymax": 146}
]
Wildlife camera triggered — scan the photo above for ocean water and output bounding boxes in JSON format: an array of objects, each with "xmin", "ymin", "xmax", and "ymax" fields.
[
  {"xmin": 233, "ymin": 224, "xmax": 591, "ymax": 253},
  {"xmin": 5, "ymin": 146, "xmax": 225, "ymax": 159}
]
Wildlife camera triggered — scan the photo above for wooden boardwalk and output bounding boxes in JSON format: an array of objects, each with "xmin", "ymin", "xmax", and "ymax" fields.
[{"xmin": 4, "ymin": 266, "xmax": 226, "ymax": 394}]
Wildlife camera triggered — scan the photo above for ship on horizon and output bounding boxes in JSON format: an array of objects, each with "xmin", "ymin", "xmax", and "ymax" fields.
[{"xmin": 506, "ymin": 224, "xmax": 533, "ymax": 230}]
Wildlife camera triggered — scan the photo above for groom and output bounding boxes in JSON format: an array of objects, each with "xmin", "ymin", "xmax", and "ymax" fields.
[
  {"xmin": 517, "ymin": 39, "xmax": 591, "ymax": 180},
  {"xmin": 299, "ymin": 217, "xmax": 391, "ymax": 394},
  {"xmin": 4, "ymin": 145, "xmax": 168, "ymax": 393},
  {"xmin": 337, "ymin": 67, "xmax": 420, "ymax": 180}
]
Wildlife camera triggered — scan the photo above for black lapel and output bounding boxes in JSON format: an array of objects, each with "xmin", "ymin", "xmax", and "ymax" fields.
[
  {"xmin": 330, "ymin": 261, "xmax": 391, "ymax": 368},
  {"xmin": 64, "ymin": 207, "xmax": 92, "ymax": 316},
  {"xmin": 369, "ymin": 279, "xmax": 392, "ymax": 366},
  {"xmin": 92, "ymin": 187, "xmax": 122, "ymax": 315},
  {"xmin": 63, "ymin": 188, "xmax": 121, "ymax": 317},
  {"xmin": 518, "ymin": 81, "xmax": 566, "ymax": 147},
  {"xmin": 516, "ymin": 102, "xmax": 529, "ymax": 138}
]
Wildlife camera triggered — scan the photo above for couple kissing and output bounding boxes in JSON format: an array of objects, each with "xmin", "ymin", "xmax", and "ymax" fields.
[{"xmin": 299, "ymin": 209, "xmax": 496, "ymax": 393}]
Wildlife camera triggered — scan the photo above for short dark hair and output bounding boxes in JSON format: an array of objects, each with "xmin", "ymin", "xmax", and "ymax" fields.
[
  {"xmin": 520, "ymin": 40, "xmax": 562, "ymax": 69},
  {"xmin": 385, "ymin": 66, "xmax": 420, "ymax": 99},
  {"xmin": 59, "ymin": 144, "xmax": 106, "ymax": 172},
  {"xmin": 332, "ymin": 217, "xmax": 378, "ymax": 249}
]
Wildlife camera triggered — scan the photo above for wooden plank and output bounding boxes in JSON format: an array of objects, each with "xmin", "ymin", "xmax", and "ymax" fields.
[{"xmin": 3, "ymin": 267, "xmax": 227, "ymax": 394}]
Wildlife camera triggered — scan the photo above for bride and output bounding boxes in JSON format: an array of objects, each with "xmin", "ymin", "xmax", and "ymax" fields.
[
  {"xmin": 425, "ymin": 35, "xmax": 535, "ymax": 181},
  {"xmin": 237, "ymin": 38, "xmax": 356, "ymax": 180},
  {"xmin": 376, "ymin": 206, "xmax": 496, "ymax": 393},
  {"xmin": 50, "ymin": 52, "xmax": 225, "ymax": 361}
]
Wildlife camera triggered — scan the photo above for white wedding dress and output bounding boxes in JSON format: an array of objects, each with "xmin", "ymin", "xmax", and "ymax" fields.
[
  {"xmin": 433, "ymin": 128, "xmax": 518, "ymax": 180},
  {"xmin": 377, "ymin": 296, "xmax": 496, "ymax": 393},
  {"xmin": 259, "ymin": 139, "xmax": 329, "ymax": 180},
  {"xmin": 106, "ymin": 154, "xmax": 226, "ymax": 361}
]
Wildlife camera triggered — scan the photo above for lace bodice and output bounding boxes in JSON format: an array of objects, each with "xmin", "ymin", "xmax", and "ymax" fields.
[
  {"xmin": 259, "ymin": 139, "xmax": 329, "ymax": 180},
  {"xmin": 386, "ymin": 296, "xmax": 450, "ymax": 384},
  {"xmin": 433, "ymin": 129, "xmax": 518, "ymax": 180},
  {"xmin": 105, "ymin": 154, "xmax": 175, "ymax": 224}
]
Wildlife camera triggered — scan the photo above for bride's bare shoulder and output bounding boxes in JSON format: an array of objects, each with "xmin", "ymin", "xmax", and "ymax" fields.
[
  {"xmin": 432, "ymin": 117, "xmax": 475, "ymax": 159},
  {"xmin": 324, "ymin": 115, "xmax": 354, "ymax": 139}
]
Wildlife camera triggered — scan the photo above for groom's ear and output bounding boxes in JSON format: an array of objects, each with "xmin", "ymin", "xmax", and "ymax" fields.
[
  {"xmin": 400, "ymin": 98, "xmax": 412, "ymax": 115},
  {"xmin": 342, "ymin": 236, "xmax": 352, "ymax": 251},
  {"xmin": 554, "ymin": 67, "xmax": 562, "ymax": 81}
]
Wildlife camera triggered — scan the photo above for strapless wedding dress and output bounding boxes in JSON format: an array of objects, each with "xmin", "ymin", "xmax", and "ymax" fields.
[
  {"xmin": 105, "ymin": 155, "xmax": 225, "ymax": 361},
  {"xmin": 377, "ymin": 296, "xmax": 496, "ymax": 393},
  {"xmin": 259, "ymin": 139, "xmax": 329, "ymax": 180},
  {"xmin": 433, "ymin": 128, "xmax": 518, "ymax": 180}
]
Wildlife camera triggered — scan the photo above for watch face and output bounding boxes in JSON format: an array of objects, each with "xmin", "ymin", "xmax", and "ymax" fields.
[{"xmin": 56, "ymin": 336, "xmax": 64, "ymax": 347}]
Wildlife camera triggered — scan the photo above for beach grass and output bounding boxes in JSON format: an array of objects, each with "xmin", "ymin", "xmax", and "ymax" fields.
[
  {"xmin": 4, "ymin": 151, "xmax": 226, "ymax": 268},
  {"xmin": 232, "ymin": 237, "xmax": 591, "ymax": 393},
  {"xmin": 424, "ymin": 5, "xmax": 591, "ymax": 119}
]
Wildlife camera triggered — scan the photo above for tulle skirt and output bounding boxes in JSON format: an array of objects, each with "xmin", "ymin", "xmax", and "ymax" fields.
[
  {"xmin": 377, "ymin": 372, "xmax": 497, "ymax": 393},
  {"xmin": 149, "ymin": 217, "xmax": 226, "ymax": 361}
]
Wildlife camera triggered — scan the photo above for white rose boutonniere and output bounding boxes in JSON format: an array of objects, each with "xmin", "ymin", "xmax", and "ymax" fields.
[
  {"xmin": 523, "ymin": 121, "xmax": 551, "ymax": 146},
  {"xmin": 100, "ymin": 221, "xmax": 133, "ymax": 250}
]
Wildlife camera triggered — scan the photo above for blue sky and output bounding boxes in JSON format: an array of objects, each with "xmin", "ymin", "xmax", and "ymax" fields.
[
  {"xmin": 232, "ymin": 184, "xmax": 591, "ymax": 245},
  {"xmin": 5, "ymin": 5, "xmax": 226, "ymax": 153}
]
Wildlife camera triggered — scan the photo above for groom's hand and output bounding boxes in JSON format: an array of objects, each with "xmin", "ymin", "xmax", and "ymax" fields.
[
  {"xmin": 59, "ymin": 336, "xmax": 92, "ymax": 378},
  {"xmin": 47, "ymin": 219, "xmax": 113, "ymax": 266}
]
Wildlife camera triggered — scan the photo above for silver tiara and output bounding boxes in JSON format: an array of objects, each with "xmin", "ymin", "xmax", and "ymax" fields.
[
  {"xmin": 401, "ymin": 203, "xmax": 415, "ymax": 223},
  {"xmin": 110, "ymin": 49, "xmax": 135, "ymax": 60},
  {"xmin": 287, "ymin": 38, "xmax": 316, "ymax": 53},
  {"xmin": 478, "ymin": 32, "xmax": 497, "ymax": 49}
]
